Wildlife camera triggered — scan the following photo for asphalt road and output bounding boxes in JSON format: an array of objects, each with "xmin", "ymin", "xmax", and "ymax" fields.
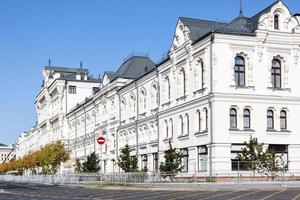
[{"xmin": 1, "ymin": 182, "xmax": 300, "ymax": 200}]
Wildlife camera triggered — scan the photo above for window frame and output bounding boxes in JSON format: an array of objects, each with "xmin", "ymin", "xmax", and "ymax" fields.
[
  {"xmin": 271, "ymin": 59, "xmax": 281, "ymax": 89},
  {"xmin": 280, "ymin": 110, "xmax": 287, "ymax": 130},
  {"xmin": 267, "ymin": 110, "xmax": 274, "ymax": 130},
  {"xmin": 230, "ymin": 108, "xmax": 237, "ymax": 129},
  {"xmin": 234, "ymin": 56, "xmax": 246, "ymax": 86},
  {"xmin": 243, "ymin": 109, "xmax": 251, "ymax": 129},
  {"xmin": 68, "ymin": 85, "xmax": 77, "ymax": 94},
  {"xmin": 274, "ymin": 14, "xmax": 279, "ymax": 30}
]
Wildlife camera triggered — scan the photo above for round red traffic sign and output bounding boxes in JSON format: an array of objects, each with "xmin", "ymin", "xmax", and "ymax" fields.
[{"xmin": 97, "ymin": 136, "xmax": 106, "ymax": 145}]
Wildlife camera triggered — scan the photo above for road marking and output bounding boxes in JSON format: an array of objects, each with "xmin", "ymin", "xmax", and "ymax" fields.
[
  {"xmin": 228, "ymin": 190, "xmax": 261, "ymax": 200},
  {"xmin": 292, "ymin": 192, "xmax": 300, "ymax": 200},
  {"xmin": 259, "ymin": 189, "xmax": 286, "ymax": 200},
  {"xmin": 169, "ymin": 191, "xmax": 214, "ymax": 200},
  {"xmin": 199, "ymin": 190, "xmax": 240, "ymax": 200}
]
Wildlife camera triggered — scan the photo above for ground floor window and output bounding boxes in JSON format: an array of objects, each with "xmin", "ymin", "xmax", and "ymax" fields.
[
  {"xmin": 198, "ymin": 146, "xmax": 207, "ymax": 172},
  {"xmin": 153, "ymin": 153, "xmax": 158, "ymax": 172},
  {"xmin": 141, "ymin": 154, "xmax": 148, "ymax": 170},
  {"xmin": 268, "ymin": 144, "xmax": 288, "ymax": 169},
  {"xmin": 181, "ymin": 149, "xmax": 189, "ymax": 172},
  {"xmin": 231, "ymin": 144, "xmax": 249, "ymax": 171}
]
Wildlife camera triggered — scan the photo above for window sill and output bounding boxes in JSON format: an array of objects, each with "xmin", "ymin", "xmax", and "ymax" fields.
[
  {"xmin": 162, "ymin": 101, "xmax": 171, "ymax": 107},
  {"xmin": 267, "ymin": 87, "xmax": 291, "ymax": 92},
  {"xmin": 163, "ymin": 137, "xmax": 173, "ymax": 142},
  {"xmin": 176, "ymin": 95, "xmax": 187, "ymax": 102},
  {"xmin": 193, "ymin": 87, "xmax": 206, "ymax": 95},
  {"xmin": 229, "ymin": 128, "xmax": 255, "ymax": 133},
  {"xmin": 230, "ymin": 85, "xmax": 255, "ymax": 90},
  {"xmin": 139, "ymin": 112, "xmax": 146, "ymax": 117},
  {"xmin": 195, "ymin": 130, "xmax": 208, "ymax": 136},
  {"xmin": 177, "ymin": 134, "xmax": 189, "ymax": 140},
  {"xmin": 266, "ymin": 129, "xmax": 291, "ymax": 133}
]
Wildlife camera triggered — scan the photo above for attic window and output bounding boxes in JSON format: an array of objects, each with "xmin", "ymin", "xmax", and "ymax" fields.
[{"xmin": 274, "ymin": 15, "xmax": 279, "ymax": 30}]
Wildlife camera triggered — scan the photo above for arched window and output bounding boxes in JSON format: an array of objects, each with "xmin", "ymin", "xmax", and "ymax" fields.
[
  {"xmin": 234, "ymin": 56, "xmax": 245, "ymax": 86},
  {"xmin": 169, "ymin": 119, "xmax": 173, "ymax": 138},
  {"xmin": 280, "ymin": 110, "xmax": 287, "ymax": 130},
  {"xmin": 151, "ymin": 84, "xmax": 158, "ymax": 107},
  {"xmin": 140, "ymin": 89, "xmax": 146, "ymax": 112},
  {"xmin": 230, "ymin": 108, "xmax": 237, "ymax": 128},
  {"xmin": 204, "ymin": 108, "xmax": 208, "ymax": 130},
  {"xmin": 243, "ymin": 109, "xmax": 251, "ymax": 129},
  {"xmin": 274, "ymin": 15, "xmax": 279, "ymax": 30},
  {"xmin": 130, "ymin": 94, "xmax": 136, "ymax": 114},
  {"xmin": 271, "ymin": 59, "xmax": 281, "ymax": 88},
  {"xmin": 178, "ymin": 68, "xmax": 186, "ymax": 96},
  {"xmin": 185, "ymin": 114, "xmax": 189, "ymax": 135},
  {"xmin": 267, "ymin": 110, "xmax": 274, "ymax": 129},
  {"xmin": 179, "ymin": 115, "xmax": 184, "ymax": 135},
  {"xmin": 164, "ymin": 76, "xmax": 171, "ymax": 101},
  {"xmin": 197, "ymin": 110, "xmax": 201, "ymax": 132},
  {"xmin": 164, "ymin": 120, "xmax": 169, "ymax": 138}
]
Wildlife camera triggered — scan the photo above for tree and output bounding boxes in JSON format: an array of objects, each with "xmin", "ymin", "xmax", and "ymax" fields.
[
  {"xmin": 159, "ymin": 142, "xmax": 183, "ymax": 181},
  {"xmin": 237, "ymin": 136, "xmax": 288, "ymax": 180},
  {"xmin": 82, "ymin": 152, "xmax": 100, "ymax": 173},
  {"xmin": 74, "ymin": 159, "xmax": 82, "ymax": 173},
  {"xmin": 237, "ymin": 136, "xmax": 265, "ymax": 174},
  {"xmin": 117, "ymin": 144, "xmax": 138, "ymax": 172}
]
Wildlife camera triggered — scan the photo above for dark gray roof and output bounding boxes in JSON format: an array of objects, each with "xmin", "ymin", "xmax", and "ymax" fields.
[
  {"xmin": 179, "ymin": 17, "xmax": 226, "ymax": 42},
  {"xmin": 44, "ymin": 66, "xmax": 89, "ymax": 74},
  {"xmin": 104, "ymin": 71, "xmax": 117, "ymax": 80},
  {"xmin": 110, "ymin": 56, "xmax": 156, "ymax": 81},
  {"xmin": 295, "ymin": 13, "xmax": 300, "ymax": 16},
  {"xmin": 180, "ymin": 1, "xmax": 285, "ymax": 40},
  {"xmin": 0, "ymin": 143, "xmax": 7, "ymax": 147}
]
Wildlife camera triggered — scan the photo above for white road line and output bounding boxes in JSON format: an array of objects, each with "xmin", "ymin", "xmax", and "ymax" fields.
[
  {"xmin": 259, "ymin": 189, "xmax": 286, "ymax": 200},
  {"xmin": 228, "ymin": 190, "xmax": 261, "ymax": 200},
  {"xmin": 292, "ymin": 192, "xmax": 300, "ymax": 200},
  {"xmin": 199, "ymin": 190, "xmax": 240, "ymax": 200}
]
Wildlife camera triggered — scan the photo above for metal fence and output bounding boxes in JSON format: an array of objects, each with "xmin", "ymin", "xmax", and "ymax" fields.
[{"xmin": 1, "ymin": 161, "xmax": 300, "ymax": 185}]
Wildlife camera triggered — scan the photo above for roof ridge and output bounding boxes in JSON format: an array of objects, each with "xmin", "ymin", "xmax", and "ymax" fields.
[{"xmin": 179, "ymin": 16, "xmax": 227, "ymax": 24}]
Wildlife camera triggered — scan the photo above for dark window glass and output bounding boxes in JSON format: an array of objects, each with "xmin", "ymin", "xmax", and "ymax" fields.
[
  {"xmin": 267, "ymin": 110, "xmax": 274, "ymax": 129},
  {"xmin": 230, "ymin": 109, "xmax": 237, "ymax": 128},
  {"xmin": 181, "ymin": 149, "xmax": 189, "ymax": 172},
  {"xmin": 68, "ymin": 86, "xmax": 76, "ymax": 94},
  {"xmin": 280, "ymin": 111, "xmax": 287, "ymax": 130},
  {"xmin": 274, "ymin": 15, "xmax": 279, "ymax": 30},
  {"xmin": 243, "ymin": 109, "xmax": 251, "ymax": 129},
  {"xmin": 271, "ymin": 59, "xmax": 281, "ymax": 88},
  {"xmin": 234, "ymin": 56, "xmax": 245, "ymax": 86}
]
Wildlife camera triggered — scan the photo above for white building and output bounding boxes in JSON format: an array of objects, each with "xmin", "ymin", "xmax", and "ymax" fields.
[
  {"xmin": 16, "ymin": 64, "xmax": 101, "ymax": 171},
  {"xmin": 17, "ymin": 1, "xmax": 300, "ymax": 179},
  {"xmin": 0, "ymin": 143, "xmax": 15, "ymax": 164}
]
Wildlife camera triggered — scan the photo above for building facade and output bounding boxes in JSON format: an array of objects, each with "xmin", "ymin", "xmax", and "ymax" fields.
[
  {"xmin": 17, "ymin": 1, "xmax": 300, "ymax": 178},
  {"xmin": 0, "ymin": 143, "xmax": 15, "ymax": 164}
]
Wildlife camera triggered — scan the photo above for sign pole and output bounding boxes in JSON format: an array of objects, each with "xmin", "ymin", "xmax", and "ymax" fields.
[{"xmin": 96, "ymin": 136, "xmax": 106, "ymax": 189}]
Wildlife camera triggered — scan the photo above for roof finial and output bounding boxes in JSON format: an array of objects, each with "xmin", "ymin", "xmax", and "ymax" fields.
[
  {"xmin": 80, "ymin": 61, "xmax": 83, "ymax": 69},
  {"xmin": 239, "ymin": 0, "xmax": 243, "ymax": 17},
  {"xmin": 48, "ymin": 58, "xmax": 51, "ymax": 67}
]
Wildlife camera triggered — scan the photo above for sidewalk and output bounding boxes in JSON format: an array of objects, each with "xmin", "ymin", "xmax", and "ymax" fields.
[{"xmin": 76, "ymin": 181, "xmax": 300, "ymax": 191}]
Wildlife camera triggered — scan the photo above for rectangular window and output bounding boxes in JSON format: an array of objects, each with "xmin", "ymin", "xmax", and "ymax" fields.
[
  {"xmin": 92, "ymin": 87, "xmax": 100, "ymax": 95},
  {"xmin": 181, "ymin": 149, "xmax": 188, "ymax": 172},
  {"xmin": 198, "ymin": 146, "xmax": 207, "ymax": 172},
  {"xmin": 153, "ymin": 153, "xmax": 159, "ymax": 172},
  {"xmin": 268, "ymin": 145, "xmax": 288, "ymax": 169},
  {"xmin": 69, "ymin": 86, "xmax": 76, "ymax": 94},
  {"xmin": 141, "ymin": 154, "xmax": 148, "ymax": 170},
  {"xmin": 231, "ymin": 144, "xmax": 249, "ymax": 171}
]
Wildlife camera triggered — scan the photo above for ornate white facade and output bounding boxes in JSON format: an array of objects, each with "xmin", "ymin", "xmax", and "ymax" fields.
[{"xmin": 17, "ymin": 1, "xmax": 300, "ymax": 177}]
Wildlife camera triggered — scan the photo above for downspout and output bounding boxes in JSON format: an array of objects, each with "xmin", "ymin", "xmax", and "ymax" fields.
[
  {"xmin": 156, "ymin": 67, "xmax": 160, "ymax": 153},
  {"xmin": 209, "ymin": 33, "xmax": 215, "ymax": 181},
  {"xmin": 84, "ymin": 107, "xmax": 87, "ymax": 157},
  {"xmin": 135, "ymin": 81, "xmax": 139, "ymax": 157},
  {"xmin": 117, "ymin": 91, "xmax": 121, "ymax": 158},
  {"xmin": 75, "ymin": 114, "xmax": 77, "ymax": 159}
]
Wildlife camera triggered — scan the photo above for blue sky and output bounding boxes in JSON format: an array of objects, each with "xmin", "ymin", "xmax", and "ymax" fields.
[{"xmin": 0, "ymin": 0, "xmax": 299, "ymax": 145}]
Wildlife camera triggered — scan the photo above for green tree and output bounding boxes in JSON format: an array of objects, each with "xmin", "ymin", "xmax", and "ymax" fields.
[
  {"xmin": 237, "ymin": 137, "xmax": 288, "ymax": 180},
  {"xmin": 74, "ymin": 159, "xmax": 82, "ymax": 173},
  {"xmin": 117, "ymin": 144, "xmax": 138, "ymax": 172},
  {"xmin": 159, "ymin": 142, "xmax": 183, "ymax": 181},
  {"xmin": 82, "ymin": 152, "xmax": 100, "ymax": 173}
]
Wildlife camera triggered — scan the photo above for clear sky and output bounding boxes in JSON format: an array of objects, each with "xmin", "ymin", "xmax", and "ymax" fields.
[{"xmin": 0, "ymin": 0, "xmax": 299, "ymax": 145}]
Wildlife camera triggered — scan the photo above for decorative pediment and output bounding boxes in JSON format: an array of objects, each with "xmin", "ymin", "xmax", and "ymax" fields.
[
  {"xmin": 257, "ymin": 1, "xmax": 299, "ymax": 33},
  {"xmin": 171, "ymin": 20, "xmax": 191, "ymax": 51}
]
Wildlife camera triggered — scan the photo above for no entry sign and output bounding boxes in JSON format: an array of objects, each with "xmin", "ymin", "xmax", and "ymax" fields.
[{"xmin": 97, "ymin": 136, "xmax": 106, "ymax": 145}]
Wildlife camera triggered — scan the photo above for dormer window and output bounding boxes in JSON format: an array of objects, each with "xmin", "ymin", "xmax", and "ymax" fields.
[{"xmin": 274, "ymin": 15, "xmax": 279, "ymax": 30}]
